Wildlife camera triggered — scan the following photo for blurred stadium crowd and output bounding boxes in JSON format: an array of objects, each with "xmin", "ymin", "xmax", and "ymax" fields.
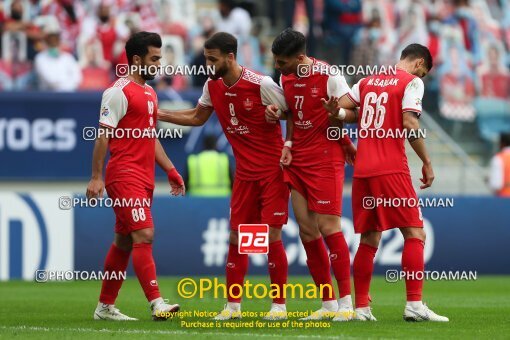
[{"xmin": 1, "ymin": 0, "xmax": 509, "ymax": 144}]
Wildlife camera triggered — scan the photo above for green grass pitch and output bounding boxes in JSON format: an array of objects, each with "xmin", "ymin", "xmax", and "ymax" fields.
[{"xmin": 1, "ymin": 276, "xmax": 509, "ymax": 339}]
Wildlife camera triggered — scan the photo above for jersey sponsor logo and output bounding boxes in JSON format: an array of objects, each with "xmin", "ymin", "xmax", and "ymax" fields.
[
  {"xmin": 225, "ymin": 92, "xmax": 237, "ymax": 97},
  {"xmin": 294, "ymin": 83, "xmax": 306, "ymax": 87},
  {"xmin": 295, "ymin": 120, "xmax": 313, "ymax": 129},
  {"xmin": 273, "ymin": 212, "xmax": 286, "ymax": 216},
  {"xmin": 243, "ymin": 98, "xmax": 254, "ymax": 111}
]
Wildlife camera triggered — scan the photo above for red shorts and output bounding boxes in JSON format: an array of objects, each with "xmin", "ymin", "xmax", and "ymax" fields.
[
  {"xmin": 106, "ymin": 182, "xmax": 154, "ymax": 235},
  {"xmin": 230, "ymin": 171, "xmax": 289, "ymax": 231},
  {"xmin": 352, "ymin": 173, "xmax": 423, "ymax": 233},
  {"xmin": 284, "ymin": 162, "xmax": 344, "ymax": 216}
]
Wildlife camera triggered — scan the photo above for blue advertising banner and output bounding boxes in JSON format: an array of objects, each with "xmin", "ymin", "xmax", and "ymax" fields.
[
  {"xmin": 0, "ymin": 91, "xmax": 201, "ymax": 180},
  {"xmin": 1, "ymin": 193, "xmax": 508, "ymax": 280},
  {"xmin": 73, "ymin": 195, "xmax": 510, "ymax": 276}
]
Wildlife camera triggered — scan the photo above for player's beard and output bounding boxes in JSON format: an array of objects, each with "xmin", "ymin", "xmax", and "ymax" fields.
[
  {"xmin": 140, "ymin": 63, "xmax": 158, "ymax": 81},
  {"xmin": 209, "ymin": 62, "xmax": 228, "ymax": 80}
]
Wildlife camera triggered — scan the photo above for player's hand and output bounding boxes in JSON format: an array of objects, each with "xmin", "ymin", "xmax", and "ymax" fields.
[
  {"xmin": 280, "ymin": 146, "xmax": 292, "ymax": 167},
  {"xmin": 167, "ymin": 168, "xmax": 186, "ymax": 196},
  {"xmin": 342, "ymin": 143, "xmax": 356, "ymax": 166},
  {"xmin": 321, "ymin": 96, "xmax": 340, "ymax": 115},
  {"xmin": 265, "ymin": 104, "xmax": 280, "ymax": 124},
  {"xmin": 86, "ymin": 178, "xmax": 105, "ymax": 199},
  {"xmin": 420, "ymin": 162, "xmax": 435, "ymax": 189}
]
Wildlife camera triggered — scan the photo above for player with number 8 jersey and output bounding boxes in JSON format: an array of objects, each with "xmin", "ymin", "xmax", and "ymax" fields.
[{"xmin": 157, "ymin": 32, "xmax": 290, "ymax": 321}]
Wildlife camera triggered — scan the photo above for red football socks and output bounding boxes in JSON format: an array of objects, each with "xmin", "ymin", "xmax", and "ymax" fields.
[
  {"xmin": 268, "ymin": 240, "xmax": 288, "ymax": 304},
  {"xmin": 402, "ymin": 238, "xmax": 425, "ymax": 302},
  {"xmin": 325, "ymin": 232, "xmax": 352, "ymax": 298},
  {"xmin": 226, "ymin": 243, "xmax": 249, "ymax": 303},
  {"xmin": 303, "ymin": 237, "xmax": 336, "ymax": 301},
  {"xmin": 99, "ymin": 243, "xmax": 130, "ymax": 305},
  {"xmin": 353, "ymin": 243, "xmax": 378, "ymax": 308},
  {"xmin": 132, "ymin": 243, "xmax": 161, "ymax": 302}
]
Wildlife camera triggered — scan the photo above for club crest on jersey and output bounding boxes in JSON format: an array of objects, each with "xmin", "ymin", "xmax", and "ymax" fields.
[
  {"xmin": 101, "ymin": 105, "xmax": 110, "ymax": 117},
  {"xmin": 298, "ymin": 111, "xmax": 304, "ymax": 120},
  {"xmin": 311, "ymin": 85, "xmax": 319, "ymax": 97},
  {"xmin": 231, "ymin": 117, "xmax": 239, "ymax": 125},
  {"xmin": 149, "ymin": 117, "xmax": 154, "ymax": 126},
  {"xmin": 243, "ymin": 98, "xmax": 254, "ymax": 111}
]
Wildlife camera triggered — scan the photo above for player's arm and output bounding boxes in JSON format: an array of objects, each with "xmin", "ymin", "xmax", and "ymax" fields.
[
  {"xmin": 155, "ymin": 139, "xmax": 185, "ymax": 196},
  {"xmin": 265, "ymin": 75, "xmax": 290, "ymax": 123},
  {"xmin": 158, "ymin": 80, "xmax": 214, "ymax": 126},
  {"xmin": 404, "ymin": 112, "xmax": 433, "ymax": 189},
  {"xmin": 86, "ymin": 129, "xmax": 109, "ymax": 198},
  {"xmin": 260, "ymin": 76, "xmax": 293, "ymax": 165},
  {"xmin": 321, "ymin": 77, "xmax": 361, "ymax": 124},
  {"xmin": 158, "ymin": 104, "xmax": 213, "ymax": 126},
  {"xmin": 402, "ymin": 77, "xmax": 433, "ymax": 189},
  {"xmin": 86, "ymin": 87, "xmax": 127, "ymax": 199}
]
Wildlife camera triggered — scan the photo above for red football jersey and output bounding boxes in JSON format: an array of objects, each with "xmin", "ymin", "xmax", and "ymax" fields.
[
  {"xmin": 99, "ymin": 77, "xmax": 158, "ymax": 188},
  {"xmin": 347, "ymin": 68, "xmax": 425, "ymax": 178},
  {"xmin": 198, "ymin": 67, "xmax": 288, "ymax": 181},
  {"xmin": 280, "ymin": 58, "xmax": 350, "ymax": 166}
]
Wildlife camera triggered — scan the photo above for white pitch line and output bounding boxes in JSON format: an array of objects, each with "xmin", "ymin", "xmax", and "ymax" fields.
[{"xmin": 0, "ymin": 325, "xmax": 352, "ymax": 339}]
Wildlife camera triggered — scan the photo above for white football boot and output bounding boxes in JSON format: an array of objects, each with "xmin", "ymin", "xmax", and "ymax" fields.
[
  {"xmin": 93, "ymin": 303, "xmax": 137, "ymax": 321},
  {"xmin": 263, "ymin": 303, "xmax": 287, "ymax": 321},
  {"xmin": 403, "ymin": 302, "xmax": 449, "ymax": 322},
  {"xmin": 150, "ymin": 298, "xmax": 180, "ymax": 321},
  {"xmin": 213, "ymin": 302, "xmax": 242, "ymax": 320},
  {"xmin": 332, "ymin": 295, "xmax": 354, "ymax": 322},
  {"xmin": 300, "ymin": 300, "xmax": 338, "ymax": 320},
  {"xmin": 354, "ymin": 307, "xmax": 377, "ymax": 321}
]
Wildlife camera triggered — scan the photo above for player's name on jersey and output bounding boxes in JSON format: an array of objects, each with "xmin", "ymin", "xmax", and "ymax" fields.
[
  {"xmin": 58, "ymin": 196, "xmax": 151, "ymax": 210},
  {"xmin": 83, "ymin": 127, "xmax": 183, "ymax": 140}
]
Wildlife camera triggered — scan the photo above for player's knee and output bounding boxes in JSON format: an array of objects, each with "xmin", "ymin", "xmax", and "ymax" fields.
[
  {"xmin": 268, "ymin": 226, "xmax": 282, "ymax": 243},
  {"xmin": 299, "ymin": 228, "xmax": 321, "ymax": 243},
  {"xmin": 401, "ymin": 227, "xmax": 426, "ymax": 241},
  {"xmin": 360, "ymin": 231, "xmax": 381, "ymax": 248},
  {"xmin": 114, "ymin": 233, "xmax": 133, "ymax": 251},
  {"xmin": 131, "ymin": 228, "xmax": 154, "ymax": 244},
  {"xmin": 229, "ymin": 231, "xmax": 239, "ymax": 245}
]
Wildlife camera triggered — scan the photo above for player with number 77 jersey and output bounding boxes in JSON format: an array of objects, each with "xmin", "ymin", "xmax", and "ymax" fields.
[{"xmin": 323, "ymin": 43, "xmax": 448, "ymax": 323}]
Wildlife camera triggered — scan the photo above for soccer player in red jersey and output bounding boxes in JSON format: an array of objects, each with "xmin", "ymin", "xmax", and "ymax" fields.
[
  {"xmin": 266, "ymin": 28, "xmax": 357, "ymax": 321},
  {"xmin": 323, "ymin": 43, "xmax": 449, "ymax": 322},
  {"xmin": 86, "ymin": 32, "xmax": 185, "ymax": 321},
  {"xmin": 157, "ymin": 32, "xmax": 290, "ymax": 320}
]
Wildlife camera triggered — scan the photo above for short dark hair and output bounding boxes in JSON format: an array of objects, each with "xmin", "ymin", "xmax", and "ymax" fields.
[
  {"xmin": 501, "ymin": 133, "xmax": 510, "ymax": 147},
  {"xmin": 219, "ymin": 0, "xmax": 236, "ymax": 9},
  {"xmin": 400, "ymin": 43, "xmax": 433, "ymax": 71},
  {"xmin": 203, "ymin": 135, "xmax": 217, "ymax": 150},
  {"xmin": 125, "ymin": 31, "xmax": 162, "ymax": 65},
  {"xmin": 271, "ymin": 28, "xmax": 306, "ymax": 57},
  {"xmin": 204, "ymin": 32, "xmax": 237, "ymax": 57}
]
